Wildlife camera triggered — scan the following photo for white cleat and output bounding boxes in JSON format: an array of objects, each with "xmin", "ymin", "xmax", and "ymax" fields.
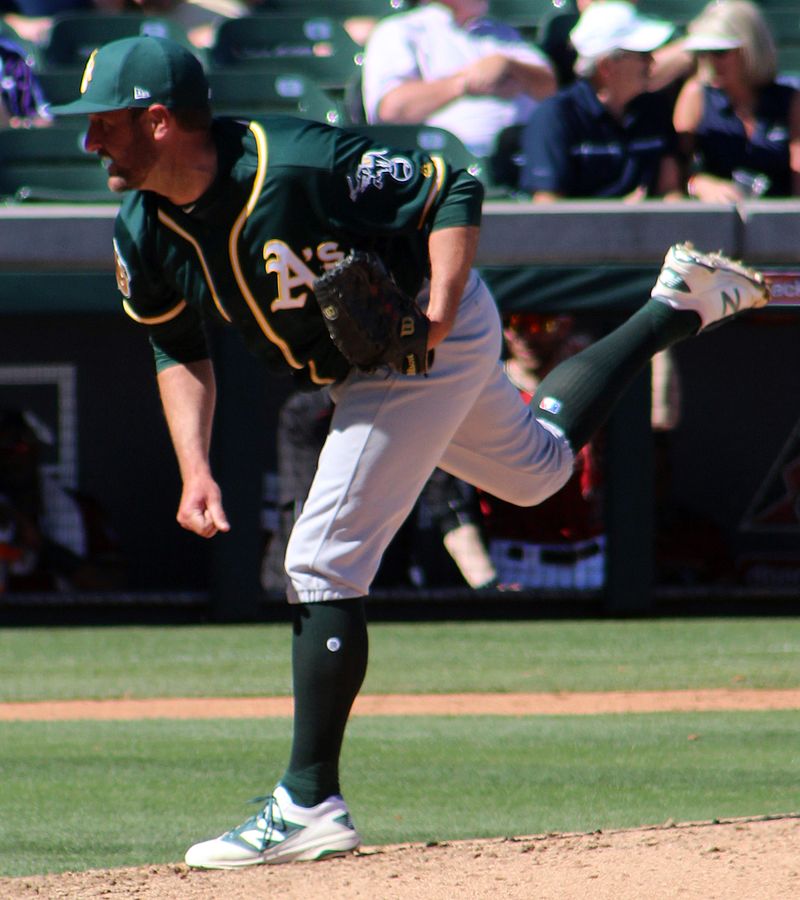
[
  {"xmin": 651, "ymin": 242, "xmax": 769, "ymax": 331},
  {"xmin": 184, "ymin": 785, "xmax": 361, "ymax": 869}
]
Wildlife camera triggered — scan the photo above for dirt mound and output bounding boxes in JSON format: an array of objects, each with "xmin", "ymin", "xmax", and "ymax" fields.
[{"xmin": 3, "ymin": 816, "xmax": 798, "ymax": 899}]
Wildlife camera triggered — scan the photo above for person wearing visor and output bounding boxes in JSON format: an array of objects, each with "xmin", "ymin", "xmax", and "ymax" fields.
[
  {"xmin": 673, "ymin": 0, "xmax": 800, "ymax": 201},
  {"xmin": 519, "ymin": 0, "xmax": 682, "ymax": 200},
  {"xmin": 48, "ymin": 34, "xmax": 769, "ymax": 871}
]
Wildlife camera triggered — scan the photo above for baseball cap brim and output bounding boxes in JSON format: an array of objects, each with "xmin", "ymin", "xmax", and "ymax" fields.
[
  {"xmin": 616, "ymin": 21, "xmax": 676, "ymax": 53},
  {"xmin": 571, "ymin": 12, "xmax": 675, "ymax": 59},
  {"xmin": 683, "ymin": 34, "xmax": 743, "ymax": 52},
  {"xmin": 50, "ymin": 97, "xmax": 135, "ymax": 115}
]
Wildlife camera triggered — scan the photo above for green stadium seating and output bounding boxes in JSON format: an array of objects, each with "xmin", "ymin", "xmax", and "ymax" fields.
[
  {"xmin": 761, "ymin": 8, "xmax": 800, "ymax": 46},
  {"xmin": 0, "ymin": 125, "xmax": 113, "ymax": 202},
  {"xmin": 778, "ymin": 43, "xmax": 800, "ymax": 78},
  {"xmin": 208, "ymin": 70, "xmax": 344, "ymax": 123},
  {"xmin": 491, "ymin": 0, "xmax": 571, "ymax": 30},
  {"xmin": 636, "ymin": 0, "xmax": 706, "ymax": 26},
  {"xmin": 39, "ymin": 13, "xmax": 193, "ymax": 72},
  {"xmin": 209, "ymin": 15, "xmax": 363, "ymax": 91},
  {"xmin": 259, "ymin": 1, "xmax": 410, "ymax": 16}
]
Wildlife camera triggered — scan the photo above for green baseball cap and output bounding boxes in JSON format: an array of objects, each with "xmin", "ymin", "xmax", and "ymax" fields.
[{"xmin": 49, "ymin": 35, "xmax": 210, "ymax": 116}]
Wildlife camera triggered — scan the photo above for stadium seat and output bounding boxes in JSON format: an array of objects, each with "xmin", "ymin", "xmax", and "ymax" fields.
[
  {"xmin": 490, "ymin": 0, "xmax": 570, "ymax": 32},
  {"xmin": 634, "ymin": 0, "xmax": 706, "ymax": 26},
  {"xmin": 39, "ymin": 13, "xmax": 193, "ymax": 72},
  {"xmin": 485, "ymin": 122, "xmax": 526, "ymax": 196},
  {"xmin": 208, "ymin": 70, "xmax": 344, "ymax": 123},
  {"xmin": 778, "ymin": 44, "xmax": 800, "ymax": 82},
  {"xmin": 0, "ymin": 18, "xmax": 38, "ymax": 59},
  {"xmin": 0, "ymin": 124, "xmax": 113, "ymax": 202},
  {"xmin": 761, "ymin": 9, "xmax": 800, "ymax": 46},
  {"xmin": 35, "ymin": 70, "xmax": 83, "ymax": 109},
  {"xmin": 348, "ymin": 123, "xmax": 485, "ymax": 182},
  {"xmin": 209, "ymin": 15, "xmax": 363, "ymax": 91},
  {"xmin": 258, "ymin": 1, "xmax": 410, "ymax": 15}
]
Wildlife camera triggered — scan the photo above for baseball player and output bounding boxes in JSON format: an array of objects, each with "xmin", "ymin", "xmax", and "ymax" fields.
[{"xmin": 51, "ymin": 36, "xmax": 768, "ymax": 868}]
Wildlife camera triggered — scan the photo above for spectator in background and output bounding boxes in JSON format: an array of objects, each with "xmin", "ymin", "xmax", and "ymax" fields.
[
  {"xmin": 520, "ymin": 0, "xmax": 682, "ymax": 201},
  {"xmin": 4, "ymin": 0, "xmax": 246, "ymax": 50},
  {"xmin": 479, "ymin": 315, "xmax": 683, "ymax": 590},
  {"xmin": 539, "ymin": 0, "xmax": 693, "ymax": 92},
  {"xmin": 478, "ymin": 314, "xmax": 606, "ymax": 590},
  {"xmin": 3, "ymin": 0, "xmax": 101, "ymax": 46},
  {"xmin": 674, "ymin": 0, "xmax": 800, "ymax": 201},
  {"xmin": 361, "ymin": 0, "xmax": 556, "ymax": 160},
  {"xmin": 127, "ymin": 0, "xmax": 248, "ymax": 49},
  {"xmin": 0, "ymin": 27, "xmax": 51, "ymax": 125},
  {"xmin": 0, "ymin": 409, "xmax": 125, "ymax": 591}
]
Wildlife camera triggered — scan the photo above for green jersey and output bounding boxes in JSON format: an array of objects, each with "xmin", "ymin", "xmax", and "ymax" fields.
[{"xmin": 113, "ymin": 116, "xmax": 484, "ymax": 388}]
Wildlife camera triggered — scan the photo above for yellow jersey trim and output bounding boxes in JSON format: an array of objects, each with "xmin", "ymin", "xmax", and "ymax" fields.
[
  {"xmin": 418, "ymin": 155, "xmax": 447, "ymax": 229},
  {"xmin": 228, "ymin": 121, "xmax": 331, "ymax": 381},
  {"xmin": 123, "ymin": 298, "xmax": 187, "ymax": 325},
  {"xmin": 157, "ymin": 210, "xmax": 233, "ymax": 323}
]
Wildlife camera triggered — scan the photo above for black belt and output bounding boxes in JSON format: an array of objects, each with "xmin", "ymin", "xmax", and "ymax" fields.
[{"xmin": 539, "ymin": 540, "xmax": 603, "ymax": 565}]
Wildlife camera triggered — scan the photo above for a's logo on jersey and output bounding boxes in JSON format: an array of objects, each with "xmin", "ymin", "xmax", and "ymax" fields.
[
  {"xmin": 347, "ymin": 148, "xmax": 414, "ymax": 202},
  {"xmin": 80, "ymin": 50, "xmax": 98, "ymax": 95},
  {"xmin": 261, "ymin": 240, "xmax": 346, "ymax": 310},
  {"xmin": 113, "ymin": 238, "xmax": 131, "ymax": 298},
  {"xmin": 263, "ymin": 240, "xmax": 317, "ymax": 311}
]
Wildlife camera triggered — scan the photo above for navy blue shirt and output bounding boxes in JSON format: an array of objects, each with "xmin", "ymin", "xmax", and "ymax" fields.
[
  {"xmin": 693, "ymin": 82, "xmax": 796, "ymax": 197},
  {"xmin": 519, "ymin": 79, "xmax": 676, "ymax": 197}
]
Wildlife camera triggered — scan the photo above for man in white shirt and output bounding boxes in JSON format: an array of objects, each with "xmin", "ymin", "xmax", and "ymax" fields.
[{"xmin": 362, "ymin": 0, "xmax": 556, "ymax": 159}]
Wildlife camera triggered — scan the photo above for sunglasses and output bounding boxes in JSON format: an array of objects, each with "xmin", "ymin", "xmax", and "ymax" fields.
[
  {"xmin": 506, "ymin": 314, "xmax": 572, "ymax": 336},
  {"xmin": 698, "ymin": 48, "xmax": 735, "ymax": 57}
]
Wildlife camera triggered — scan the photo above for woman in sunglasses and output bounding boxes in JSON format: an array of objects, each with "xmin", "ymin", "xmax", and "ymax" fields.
[{"xmin": 673, "ymin": 0, "xmax": 800, "ymax": 201}]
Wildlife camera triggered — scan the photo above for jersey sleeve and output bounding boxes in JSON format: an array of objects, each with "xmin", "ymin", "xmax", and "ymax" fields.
[{"xmin": 113, "ymin": 204, "xmax": 209, "ymax": 373}]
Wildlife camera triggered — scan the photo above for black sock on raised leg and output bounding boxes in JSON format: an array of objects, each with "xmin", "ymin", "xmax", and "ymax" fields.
[{"xmin": 531, "ymin": 299, "xmax": 700, "ymax": 452}]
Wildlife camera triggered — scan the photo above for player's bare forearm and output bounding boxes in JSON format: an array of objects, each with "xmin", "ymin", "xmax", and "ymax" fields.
[
  {"xmin": 426, "ymin": 225, "xmax": 480, "ymax": 348},
  {"xmin": 157, "ymin": 359, "xmax": 216, "ymax": 477},
  {"xmin": 157, "ymin": 360, "xmax": 230, "ymax": 537}
]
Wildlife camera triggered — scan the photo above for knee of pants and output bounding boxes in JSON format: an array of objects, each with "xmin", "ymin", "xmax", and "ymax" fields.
[
  {"xmin": 496, "ymin": 429, "xmax": 575, "ymax": 507},
  {"xmin": 512, "ymin": 458, "xmax": 574, "ymax": 507}
]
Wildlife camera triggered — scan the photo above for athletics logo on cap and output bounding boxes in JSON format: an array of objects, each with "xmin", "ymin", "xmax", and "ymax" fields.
[{"xmin": 79, "ymin": 49, "xmax": 97, "ymax": 95}]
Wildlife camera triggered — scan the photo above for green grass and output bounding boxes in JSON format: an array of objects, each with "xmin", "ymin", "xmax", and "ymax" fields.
[
  {"xmin": 0, "ymin": 617, "xmax": 798, "ymax": 877},
  {"xmin": 1, "ymin": 617, "xmax": 799, "ymax": 701},
  {"xmin": 0, "ymin": 712, "xmax": 797, "ymax": 877}
]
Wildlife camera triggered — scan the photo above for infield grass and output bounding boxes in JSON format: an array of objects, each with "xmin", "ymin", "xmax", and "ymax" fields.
[
  {"xmin": 0, "ymin": 617, "xmax": 799, "ymax": 701},
  {"xmin": 0, "ymin": 712, "xmax": 798, "ymax": 877}
]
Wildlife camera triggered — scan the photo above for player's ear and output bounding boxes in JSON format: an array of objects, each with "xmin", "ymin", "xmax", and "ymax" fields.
[{"xmin": 146, "ymin": 104, "xmax": 172, "ymax": 141}]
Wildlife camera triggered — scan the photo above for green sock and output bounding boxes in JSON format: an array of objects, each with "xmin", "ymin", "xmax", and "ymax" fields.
[
  {"xmin": 281, "ymin": 597, "xmax": 368, "ymax": 807},
  {"xmin": 532, "ymin": 300, "xmax": 699, "ymax": 452}
]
